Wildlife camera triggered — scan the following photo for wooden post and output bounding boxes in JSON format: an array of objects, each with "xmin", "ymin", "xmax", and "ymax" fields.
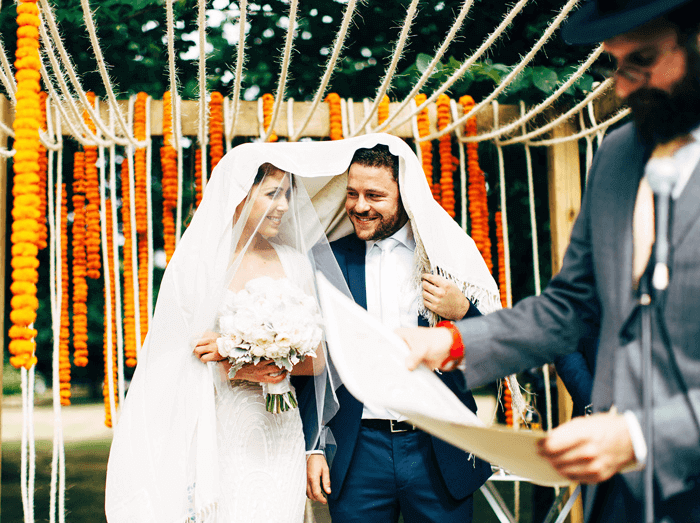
[
  {"xmin": 0, "ymin": 93, "xmax": 12, "ymax": 509},
  {"xmin": 546, "ymin": 118, "xmax": 584, "ymax": 523}
]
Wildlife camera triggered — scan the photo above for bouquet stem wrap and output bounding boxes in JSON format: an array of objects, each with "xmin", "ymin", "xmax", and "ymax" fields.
[{"xmin": 263, "ymin": 376, "xmax": 298, "ymax": 413}]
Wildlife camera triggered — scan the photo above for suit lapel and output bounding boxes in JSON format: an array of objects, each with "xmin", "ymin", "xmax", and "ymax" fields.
[
  {"xmin": 339, "ymin": 235, "xmax": 368, "ymax": 310},
  {"xmin": 671, "ymin": 157, "xmax": 700, "ymax": 248}
]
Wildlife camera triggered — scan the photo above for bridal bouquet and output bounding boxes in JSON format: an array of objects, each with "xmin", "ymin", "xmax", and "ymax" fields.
[{"xmin": 216, "ymin": 276, "xmax": 324, "ymax": 413}]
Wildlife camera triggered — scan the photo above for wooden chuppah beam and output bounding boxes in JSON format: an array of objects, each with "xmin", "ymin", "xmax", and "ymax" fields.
[
  {"xmin": 547, "ymin": 118, "xmax": 584, "ymax": 523},
  {"xmin": 54, "ymin": 100, "xmax": 521, "ymax": 139}
]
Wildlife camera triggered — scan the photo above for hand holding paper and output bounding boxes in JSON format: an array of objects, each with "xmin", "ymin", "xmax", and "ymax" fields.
[{"xmin": 317, "ymin": 273, "xmax": 572, "ymax": 487}]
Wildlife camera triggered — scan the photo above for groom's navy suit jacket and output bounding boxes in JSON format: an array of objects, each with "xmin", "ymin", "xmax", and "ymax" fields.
[{"xmin": 323, "ymin": 233, "xmax": 493, "ymax": 502}]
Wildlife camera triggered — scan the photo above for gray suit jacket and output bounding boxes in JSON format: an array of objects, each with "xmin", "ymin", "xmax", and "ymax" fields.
[{"xmin": 455, "ymin": 122, "xmax": 700, "ymax": 521}]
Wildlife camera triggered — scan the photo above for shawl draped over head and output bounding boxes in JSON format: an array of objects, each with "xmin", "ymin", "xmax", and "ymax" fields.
[{"xmin": 105, "ymin": 133, "xmax": 500, "ymax": 523}]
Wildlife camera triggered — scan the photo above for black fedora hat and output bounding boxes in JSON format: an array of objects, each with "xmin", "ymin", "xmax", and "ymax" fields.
[{"xmin": 561, "ymin": 0, "xmax": 694, "ymax": 45}]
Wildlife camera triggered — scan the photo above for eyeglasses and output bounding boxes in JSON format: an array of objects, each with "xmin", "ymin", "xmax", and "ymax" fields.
[{"xmin": 602, "ymin": 39, "xmax": 682, "ymax": 85}]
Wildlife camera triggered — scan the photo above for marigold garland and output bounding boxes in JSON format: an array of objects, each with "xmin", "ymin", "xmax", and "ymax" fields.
[
  {"xmin": 460, "ymin": 95, "xmax": 493, "ymax": 274},
  {"xmin": 495, "ymin": 210, "xmax": 508, "ymax": 308},
  {"xmin": 415, "ymin": 94, "xmax": 439, "ymax": 202},
  {"xmin": 503, "ymin": 379, "xmax": 513, "ymax": 426},
  {"xmin": 83, "ymin": 91, "xmax": 101, "ymax": 280},
  {"xmin": 436, "ymin": 94, "xmax": 456, "ymax": 218},
  {"xmin": 208, "ymin": 92, "xmax": 224, "ymax": 199},
  {"xmin": 37, "ymin": 90, "xmax": 48, "ymax": 250},
  {"xmin": 138, "ymin": 235, "xmax": 149, "ymax": 345},
  {"xmin": 261, "ymin": 93, "xmax": 278, "ymax": 142},
  {"xmin": 59, "ymin": 184, "xmax": 71, "ymax": 405},
  {"xmin": 377, "ymin": 95, "xmax": 390, "ymax": 126},
  {"xmin": 119, "ymin": 160, "xmax": 137, "ymax": 367},
  {"xmin": 161, "ymin": 90, "xmax": 178, "ymax": 264},
  {"xmin": 9, "ymin": 0, "xmax": 42, "ymax": 369},
  {"xmin": 134, "ymin": 92, "xmax": 148, "ymax": 237},
  {"xmin": 72, "ymin": 151, "xmax": 89, "ymax": 367},
  {"xmin": 325, "ymin": 93, "xmax": 343, "ymax": 141},
  {"xmin": 103, "ymin": 199, "xmax": 119, "ymax": 428}
]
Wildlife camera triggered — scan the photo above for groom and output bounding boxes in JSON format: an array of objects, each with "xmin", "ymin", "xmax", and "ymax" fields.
[{"xmin": 305, "ymin": 144, "xmax": 492, "ymax": 522}]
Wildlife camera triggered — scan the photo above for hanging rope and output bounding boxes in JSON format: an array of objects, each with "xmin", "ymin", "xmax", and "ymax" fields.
[
  {"xmin": 289, "ymin": 0, "xmax": 357, "ymax": 141},
  {"xmin": 385, "ymin": 0, "xmax": 531, "ymax": 135},
  {"xmin": 417, "ymin": 0, "xmax": 581, "ymax": 142},
  {"xmin": 374, "ymin": 0, "xmax": 475, "ymax": 133},
  {"xmin": 197, "ymin": 0, "xmax": 208, "ymax": 198},
  {"xmin": 350, "ymin": 0, "xmax": 420, "ymax": 137},
  {"xmin": 260, "ymin": 0, "xmax": 299, "ymax": 142},
  {"xmin": 225, "ymin": 0, "xmax": 248, "ymax": 144}
]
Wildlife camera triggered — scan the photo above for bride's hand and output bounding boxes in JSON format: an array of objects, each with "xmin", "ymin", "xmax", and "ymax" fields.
[
  {"xmin": 231, "ymin": 360, "xmax": 288, "ymax": 383},
  {"xmin": 193, "ymin": 332, "xmax": 225, "ymax": 363}
]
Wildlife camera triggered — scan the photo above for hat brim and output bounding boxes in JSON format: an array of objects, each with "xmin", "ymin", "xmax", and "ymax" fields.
[{"xmin": 561, "ymin": 0, "xmax": 693, "ymax": 45}]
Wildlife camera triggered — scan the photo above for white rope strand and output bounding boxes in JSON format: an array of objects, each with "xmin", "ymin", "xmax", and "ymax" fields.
[
  {"xmin": 226, "ymin": 0, "xmax": 248, "ymax": 143},
  {"xmin": 289, "ymin": 0, "xmax": 358, "ymax": 142},
  {"xmin": 197, "ymin": 0, "xmax": 209, "ymax": 190},
  {"xmin": 374, "ymin": 0, "xmax": 475, "ymax": 133},
  {"xmin": 416, "ymin": 0, "xmax": 581, "ymax": 142},
  {"xmin": 175, "ymin": 94, "xmax": 184, "ymax": 245},
  {"xmin": 146, "ymin": 95, "xmax": 155, "ymax": 326},
  {"xmin": 525, "ymin": 107, "xmax": 629, "ymax": 146},
  {"xmin": 0, "ymin": 37, "xmax": 17, "ymax": 101},
  {"xmin": 350, "ymin": 0, "xmax": 421, "ymax": 137},
  {"xmin": 261, "ymin": 0, "xmax": 299, "ymax": 142},
  {"xmin": 385, "ymin": 0, "xmax": 531, "ymax": 135},
  {"xmin": 165, "ymin": 0, "xmax": 181, "ymax": 151},
  {"xmin": 499, "ymin": 78, "xmax": 615, "ymax": 145},
  {"xmin": 460, "ymin": 45, "xmax": 605, "ymax": 143}
]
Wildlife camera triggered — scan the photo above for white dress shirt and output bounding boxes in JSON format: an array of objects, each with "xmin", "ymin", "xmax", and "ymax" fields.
[{"xmin": 362, "ymin": 222, "xmax": 420, "ymax": 421}]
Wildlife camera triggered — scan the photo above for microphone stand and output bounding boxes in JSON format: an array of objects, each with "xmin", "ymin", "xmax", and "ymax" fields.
[{"xmin": 641, "ymin": 157, "xmax": 679, "ymax": 523}]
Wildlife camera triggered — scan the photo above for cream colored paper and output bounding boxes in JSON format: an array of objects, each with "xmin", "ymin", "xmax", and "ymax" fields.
[{"xmin": 317, "ymin": 274, "xmax": 571, "ymax": 487}]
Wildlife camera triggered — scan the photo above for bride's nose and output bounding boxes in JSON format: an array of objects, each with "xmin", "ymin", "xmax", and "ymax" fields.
[{"xmin": 276, "ymin": 194, "xmax": 289, "ymax": 213}]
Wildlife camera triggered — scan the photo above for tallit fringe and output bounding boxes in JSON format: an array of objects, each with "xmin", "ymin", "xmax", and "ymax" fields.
[
  {"xmin": 179, "ymin": 501, "xmax": 218, "ymax": 523},
  {"xmin": 411, "ymin": 224, "xmax": 528, "ymax": 422},
  {"xmin": 410, "ymin": 226, "xmax": 501, "ymax": 325}
]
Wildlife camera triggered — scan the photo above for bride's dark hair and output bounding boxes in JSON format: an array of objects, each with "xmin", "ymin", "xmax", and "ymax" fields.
[{"xmin": 254, "ymin": 162, "xmax": 296, "ymax": 188}]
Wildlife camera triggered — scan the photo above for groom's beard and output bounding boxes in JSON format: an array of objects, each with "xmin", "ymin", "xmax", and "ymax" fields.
[{"xmin": 627, "ymin": 46, "xmax": 700, "ymax": 143}]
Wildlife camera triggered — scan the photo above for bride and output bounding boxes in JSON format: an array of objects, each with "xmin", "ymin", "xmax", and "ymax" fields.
[{"xmin": 106, "ymin": 149, "xmax": 347, "ymax": 522}]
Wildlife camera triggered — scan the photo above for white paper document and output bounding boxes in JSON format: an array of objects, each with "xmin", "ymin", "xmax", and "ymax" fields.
[{"xmin": 317, "ymin": 273, "xmax": 571, "ymax": 487}]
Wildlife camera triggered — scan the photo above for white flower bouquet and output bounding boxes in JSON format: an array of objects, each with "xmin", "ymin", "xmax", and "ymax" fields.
[{"xmin": 216, "ymin": 276, "xmax": 324, "ymax": 413}]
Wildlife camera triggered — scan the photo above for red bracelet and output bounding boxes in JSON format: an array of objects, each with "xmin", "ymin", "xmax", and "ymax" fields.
[{"xmin": 437, "ymin": 320, "xmax": 464, "ymax": 370}]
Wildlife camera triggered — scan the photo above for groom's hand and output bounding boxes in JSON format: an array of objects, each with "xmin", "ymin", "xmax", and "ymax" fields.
[
  {"xmin": 421, "ymin": 273, "xmax": 470, "ymax": 320},
  {"xmin": 306, "ymin": 454, "xmax": 331, "ymax": 503}
]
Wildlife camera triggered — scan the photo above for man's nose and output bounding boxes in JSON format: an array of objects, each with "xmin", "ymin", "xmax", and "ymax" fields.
[
  {"xmin": 615, "ymin": 74, "xmax": 641, "ymax": 101},
  {"xmin": 354, "ymin": 195, "xmax": 369, "ymax": 212}
]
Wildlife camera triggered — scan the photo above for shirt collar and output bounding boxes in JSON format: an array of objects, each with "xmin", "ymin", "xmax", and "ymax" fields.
[{"xmin": 365, "ymin": 220, "xmax": 415, "ymax": 254}]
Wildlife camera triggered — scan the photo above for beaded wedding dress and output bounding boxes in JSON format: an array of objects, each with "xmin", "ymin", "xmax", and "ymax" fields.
[{"xmin": 209, "ymin": 244, "xmax": 310, "ymax": 523}]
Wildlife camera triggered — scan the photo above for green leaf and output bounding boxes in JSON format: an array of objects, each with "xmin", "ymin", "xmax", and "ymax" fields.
[
  {"xmin": 532, "ymin": 66, "xmax": 559, "ymax": 94},
  {"xmin": 416, "ymin": 53, "xmax": 433, "ymax": 74}
]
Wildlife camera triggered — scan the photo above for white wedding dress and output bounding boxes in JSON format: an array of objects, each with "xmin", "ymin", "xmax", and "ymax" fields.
[{"xmin": 210, "ymin": 243, "xmax": 310, "ymax": 523}]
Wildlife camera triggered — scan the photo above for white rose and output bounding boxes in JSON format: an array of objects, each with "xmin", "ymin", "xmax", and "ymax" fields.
[{"xmin": 250, "ymin": 344, "xmax": 267, "ymax": 357}]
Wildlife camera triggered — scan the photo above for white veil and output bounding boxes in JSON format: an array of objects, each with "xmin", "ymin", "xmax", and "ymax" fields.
[{"xmin": 105, "ymin": 133, "xmax": 500, "ymax": 523}]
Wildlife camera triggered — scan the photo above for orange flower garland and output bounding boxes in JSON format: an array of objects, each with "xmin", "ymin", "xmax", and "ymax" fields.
[
  {"xmin": 503, "ymin": 379, "xmax": 513, "ymax": 426},
  {"xmin": 161, "ymin": 90, "xmax": 178, "ymax": 264},
  {"xmin": 377, "ymin": 95, "xmax": 390, "ymax": 126},
  {"xmin": 325, "ymin": 93, "xmax": 343, "ymax": 140},
  {"xmin": 436, "ymin": 94, "xmax": 455, "ymax": 218},
  {"xmin": 460, "ymin": 95, "xmax": 493, "ymax": 274},
  {"xmin": 495, "ymin": 210, "xmax": 508, "ymax": 308},
  {"xmin": 37, "ymin": 90, "xmax": 48, "ymax": 250},
  {"xmin": 8, "ymin": 0, "xmax": 42, "ymax": 369},
  {"xmin": 134, "ymin": 92, "xmax": 148, "ymax": 238},
  {"xmin": 72, "ymin": 152, "xmax": 89, "ymax": 367},
  {"xmin": 120, "ymin": 160, "xmax": 137, "ymax": 367},
  {"xmin": 59, "ymin": 184, "xmax": 71, "ymax": 405},
  {"xmin": 103, "ymin": 199, "xmax": 119, "ymax": 428},
  {"xmin": 209, "ymin": 91, "xmax": 224, "ymax": 183},
  {"xmin": 261, "ymin": 93, "xmax": 278, "ymax": 142},
  {"xmin": 415, "ymin": 94, "xmax": 439, "ymax": 202},
  {"xmin": 138, "ymin": 235, "xmax": 149, "ymax": 345},
  {"xmin": 83, "ymin": 91, "xmax": 101, "ymax": 280}
]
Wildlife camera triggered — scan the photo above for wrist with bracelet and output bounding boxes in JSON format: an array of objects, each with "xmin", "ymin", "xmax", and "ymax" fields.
[{"xmin": 436, "ymin": 320, "xmax": 464, "ymax": 371}]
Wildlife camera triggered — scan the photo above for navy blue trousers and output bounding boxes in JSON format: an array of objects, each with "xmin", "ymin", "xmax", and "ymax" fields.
[{"xmin": 328, "ymin": 426, "xmax": 473, "ymax": 523}]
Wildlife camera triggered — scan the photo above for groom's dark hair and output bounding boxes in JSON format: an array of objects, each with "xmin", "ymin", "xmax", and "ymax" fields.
[{"xmin": 350, "ymin": 144, "xmax": 399, "ymax": 181}]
